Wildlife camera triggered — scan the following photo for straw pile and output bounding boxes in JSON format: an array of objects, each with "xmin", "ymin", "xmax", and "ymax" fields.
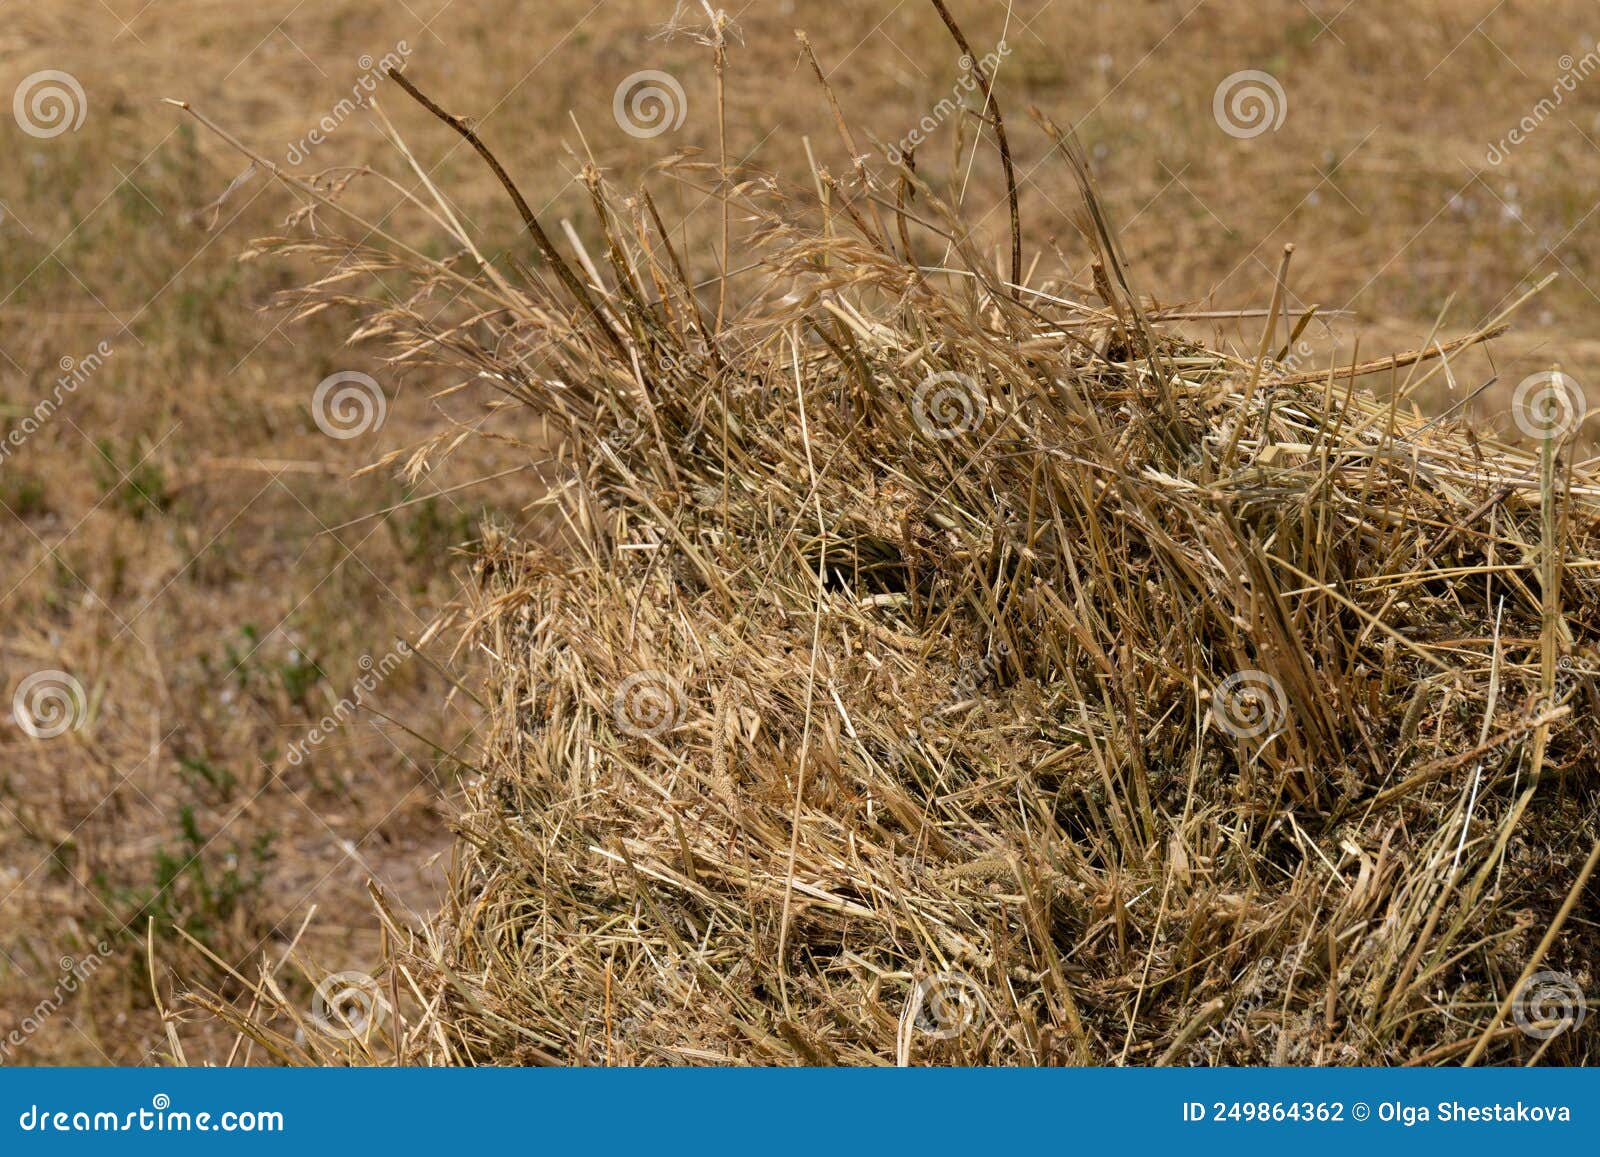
[{"xmin": 190, "ymin": 26, "xmax": 1599, "ymax": 1065}]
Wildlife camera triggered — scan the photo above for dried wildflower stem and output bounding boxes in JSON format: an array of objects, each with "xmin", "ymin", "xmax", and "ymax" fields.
[
  {"xmin": 776, "ymin": 327, "xmax": 827, "ymax": 1014},
  {"xmin": 703, "ymin": 5, "xmax": 734, "ymax": 532},
  {"xmin": 162, "ymin": 99, "xmax": 516, "ymax": 314},
  {"xmin": 705, "ymin": 2, "xmax": 732, "ymax": 334},
  {"xmin": 381, "ymin": 67, "xmax": 629, "ymax": 361},
  {"xmin": 1222, "ymin": 243, "xmax": 1293, "ymax": 471},
  {"xmin": 1533, "ymin": 384, "xmax": 1563, "ymax": 787},
  {"xmin": 1276, "ymin": 324, "xmax": 1510, "ymax": 389},
  {"xmin": 794, "ymin": 33, "xmax": 894, "ymax": 255},
  {"xmin": 930, "ymin": 0, "xmax": 1020, "ymax": 297}
]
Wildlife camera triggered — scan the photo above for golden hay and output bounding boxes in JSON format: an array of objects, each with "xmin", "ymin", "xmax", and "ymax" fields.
[{"xmin": 185, "ymin": 24, "xmax": 1598, "ymax": 1066}]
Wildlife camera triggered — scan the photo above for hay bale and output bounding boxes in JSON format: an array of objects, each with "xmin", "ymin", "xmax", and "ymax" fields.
[
  {"xmin": 194, "ymin": 49, "xmax": 1599, "ymax": 1066},
  {"xmin": 417, "ymin": 146, "xmax": 1597, "ymax": 1064}
]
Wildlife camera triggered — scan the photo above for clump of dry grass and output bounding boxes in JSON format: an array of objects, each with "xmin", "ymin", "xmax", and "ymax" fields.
[{"xmin": 182, "ymin": 11, "xmax": 1598, "ymax": 1066}]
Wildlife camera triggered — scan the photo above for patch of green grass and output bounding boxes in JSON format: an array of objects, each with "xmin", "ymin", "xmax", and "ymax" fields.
[
  {"xmin": 0, "ymin": 472, "xmax": 49, "ymax": 518},
  {"xmin": 206, "ymin": 624, "xmax": 324, "ymax": 711},
  {"xmin": 386, "ymin": 492, "xmax": 478, "ymax": 585},
  {"xmin": 175, "ymin": 753, "xmax": 238, "ymax": 802},
  {"xmin": 105, "ymin": 806, "xmax": 277, "ymax": 942},
  {"xmin": 92, "ymin": 438, "xmax": 174, "ymax": 520}
]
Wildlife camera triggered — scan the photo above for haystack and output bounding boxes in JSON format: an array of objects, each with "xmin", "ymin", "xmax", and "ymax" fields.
[{"xmin": 187, "ymin": 21, "xmax": 1599, "ymax": 1066}]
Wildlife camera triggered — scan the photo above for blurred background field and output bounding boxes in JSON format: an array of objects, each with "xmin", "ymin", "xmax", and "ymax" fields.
[{"xmin": 1, "ymin": 0, "xmax": 1597, "ymax": 1063}]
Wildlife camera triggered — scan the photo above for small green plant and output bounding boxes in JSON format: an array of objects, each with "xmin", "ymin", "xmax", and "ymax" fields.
[
  {"xmin": 276, "ymin": 645, "xmax": 323, "ymax": 710},
  {"xmin": 205, "ymin": 624, "xmax": 323, "ymax": 709},
  {"xmin": 386, "ymin": 492, "xmax": 477, "ymax": 584},
  {"xmin": 175, "ymin": 753, "xmax": 238, "ymax": 802},
  {"xmin": 0, "ymin": 472, "xmax": 49, "ymax": 518},
  {"xmin": 91, "ymin": 438, "xmax": 174, "ymax": 519},
  {"xmin": 213, "ymin": 623, "xmax": 262, "ymax": 695},
  {"xmin": 111, "ymin": 807, "xmax": 276, "ymax": 942}
]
